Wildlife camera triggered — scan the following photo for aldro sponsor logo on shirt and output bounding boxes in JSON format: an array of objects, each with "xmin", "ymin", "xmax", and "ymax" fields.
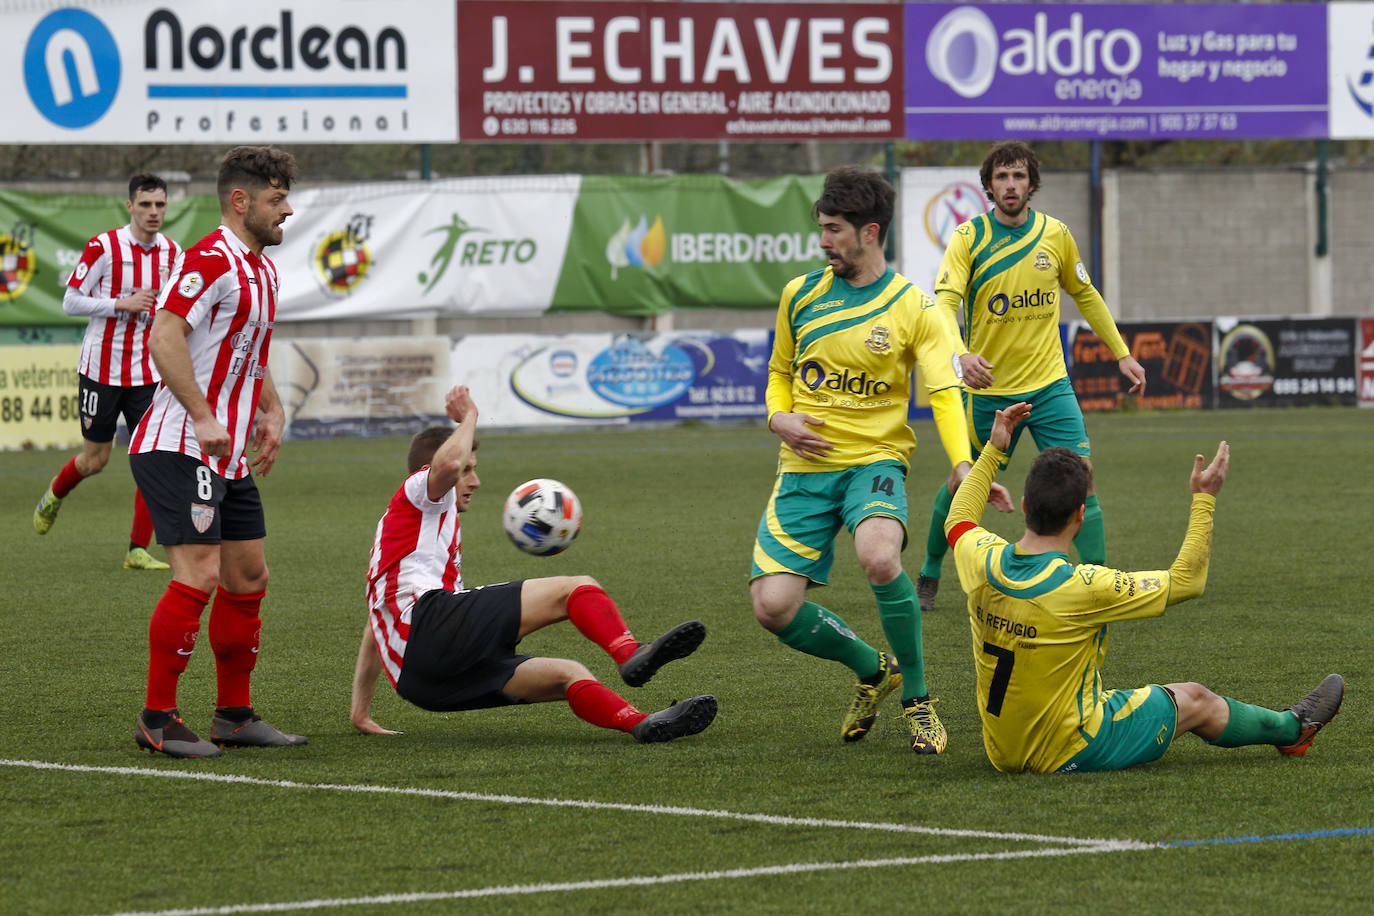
[
  {"xmin": 799, "ymin": 358, "xmax": 893, "ymax": 405},
  {"xmin": 987, "ymin": 288, "xmax": 1057, "ymax": 317}
]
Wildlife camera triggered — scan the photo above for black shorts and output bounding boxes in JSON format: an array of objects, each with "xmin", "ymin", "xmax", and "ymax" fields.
[
  {"xmin": 396, "ymin": 581, "xmax": 531, "ymax": 712},
  {"xmin": 130, "ymin": 451, "xmax": 266, "ymax": 545},
  {"xmin": 79, "ymin": 377, "xmax": 155, "ymax": 443}
]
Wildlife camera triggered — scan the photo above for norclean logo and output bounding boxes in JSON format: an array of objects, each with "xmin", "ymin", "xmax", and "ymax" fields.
[
  {"xmin": 23, "ymin": 8, "xmax": 121, "ymax": 129},
  {"xmin": 926, "ymin": 6, "xmax": 1143, "ymax": 104}
]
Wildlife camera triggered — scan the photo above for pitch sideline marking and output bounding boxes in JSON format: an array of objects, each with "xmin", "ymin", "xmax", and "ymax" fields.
[
  {"xmin": 0, "ymin": 758, "xmax": 1120, "ymax": 847},
  {"xmin": 102, "ymin": 846, "xmax": 1145, "ymax": 916}
]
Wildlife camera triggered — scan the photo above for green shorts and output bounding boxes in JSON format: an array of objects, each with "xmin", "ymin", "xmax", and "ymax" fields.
[
  {"xmin": 968, "ymin": 377, "xmax": 1090, "ymax": 467},
  {"xmin": 750, "ymin": 460, "xmax": 908, "ymax": 585},
  {"xmin": 1056, "ymin": 685, "xmax": 1178, "ymax": 773}
]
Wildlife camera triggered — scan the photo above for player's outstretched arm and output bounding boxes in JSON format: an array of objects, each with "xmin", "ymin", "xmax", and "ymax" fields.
[
  {"xmin": 1166, "ymin": 441, "xmax": 1228, "ymax": 606},
  {"xmin": 426, "ymin": 386, "xmax": 479, "ymax": 500},
  {"xmin": 351, "ymin": 625, "xmax": 401, "ymax": 736}
]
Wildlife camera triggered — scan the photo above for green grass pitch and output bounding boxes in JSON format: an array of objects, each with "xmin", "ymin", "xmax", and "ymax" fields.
[{"xmin": 2, "ymin": 406, "xmax": 1371, "ymax": 914}]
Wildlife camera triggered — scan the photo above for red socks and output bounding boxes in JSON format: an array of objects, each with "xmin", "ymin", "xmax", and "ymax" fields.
[
  {"xmin": 130, "ymin": 489, "xmax": 155, "ymax": 549},
  {"xmin": 209, "ymin": 589, "xmax": 264, "ymax": 708},
  {"xmin": 566, "ymin": 585, "xmax": 638, "ymax": 664},
  {"xmin": 52, "ymin": 457, "xmax": 84, "ymax": 498},
  {"xmin": 146, "ymin": 581, "xmax": 211, "ymax": 709},
  {"xmin": 566, "ymin": 679, "xmax": 645, "ymax": 732}
]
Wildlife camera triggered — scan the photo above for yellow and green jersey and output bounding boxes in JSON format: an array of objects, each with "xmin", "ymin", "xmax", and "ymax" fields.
[
  {"xmin": 944, "ymin": 444, "xmax": 1215, "ymax": 773},
  {"xmin": 766, "ymin": 266, "xmax": 964, "ymax": 474},
  {"xmin": 935, "ymin": 209, "xmax": 1129, "ymax": 396}
]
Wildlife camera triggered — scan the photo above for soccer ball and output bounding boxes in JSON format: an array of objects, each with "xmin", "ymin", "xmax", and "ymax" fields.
[{"xmin": 502, "ymin": 478, "xmax": 582, "ymax": 556}]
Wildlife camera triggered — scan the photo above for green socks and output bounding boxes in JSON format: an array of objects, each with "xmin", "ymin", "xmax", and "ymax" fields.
[
  {"xmin": 775, "ymin": 601, "xmax": 881, "ymax": 678},
  {"xmin": 1208, "ymin": 697, "xmax": 1301, "ymax": 747},
  {"xmin": 1074, "ymin": 493, "xmax": 1105, "ymax": 565},
  {"xmin": 920, "ymin": 482, "xmax": 954, "ymax": 579},
  {"xmin": 872, "ymin": 572, "xmax": 926, "ymax": 699}
]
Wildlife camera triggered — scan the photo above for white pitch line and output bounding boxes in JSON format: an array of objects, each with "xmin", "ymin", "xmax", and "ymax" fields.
[
  {"xmin": 1, "ymin": 758, "xmax": 1122, "ymax": 847},
  {"xmin": 103, "ymin": 844, "xmax": 1152, "ymax": 916}
]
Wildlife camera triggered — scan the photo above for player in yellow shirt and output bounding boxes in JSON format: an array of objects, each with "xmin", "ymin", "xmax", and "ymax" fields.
[
  {"xmin": 917, "ymin": 141, "xmax": 1146, "ymax": 612},
  {"xmin": 750, "ymin": 166, "xmax": 1010, "ymax": 755},
  {"xmin": 945, "ymin": 401, "xmax": 1343, "ymax": 773}
]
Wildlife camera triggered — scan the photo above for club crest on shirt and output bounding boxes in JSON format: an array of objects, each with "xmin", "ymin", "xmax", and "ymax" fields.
[
  {"xmin": 865, "ymin": 325, "xmax": 891, "ymax": 353},
  {"xmin": 190, "ymin": 502, "xmax": 215, "ymax": 534},
  {"xmin": 1033, "ymin": 250, "xmax": 1051, "ymax": 271}
]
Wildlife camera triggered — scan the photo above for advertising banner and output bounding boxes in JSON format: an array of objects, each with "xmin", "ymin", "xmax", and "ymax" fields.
[
  {"xmin": 550, "ymin": 174, "xmax": 825, "ymax": 314},
  {"xmin": 1071, "ymin": 320, "xmax": 1213, "ymax": 412},
  {"xmin": 0, "ymin": 344, "xmax": 84, "ymax": 449},
  {"xmin": 1329, "ymin": 2, "xmax": 1374, "ymax": 139},
  {"xmin": 6, "ymin": 0, "xmax": 456, "ymax": 144},
  {"xmin": 905, "ymin": 2, "xmax": 1328, "ymax": 139},
  {"xmin": 269, "ymin": 178, "xmax": 580, "ymax": 320},
  {"xmin": 1361, "ymin": 317, "xmax": 1374, "ymax": 407},
  {"xmin": 271, "ymin": 336, "xmax": 451, "ymax": 438},
  {"xmin": 0, "ymin": 190, "xmax": 223, "ymax": 327},
  {"xmin": 458, "ymin": 1, "xmax": 903, "ymax": 141},
  {"xmin": 450, "ymin": 330, "xmax": 771, "ymax": 429},
  {"xmin": 1215, "ymin": 317, "xmax": 1357, "ymax": 408},
  {"xmin": 897, "ymin": 166, "xmax": 990, "ymax": 294}
]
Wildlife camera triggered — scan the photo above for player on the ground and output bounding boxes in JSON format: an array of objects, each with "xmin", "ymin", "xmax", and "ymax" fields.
[
  {"xmin": 749, "ymin": 166, "xmax": 1011, "ymax": 756},
  {"xmin": 33, "ymin": 173, "xmax": 178, "ymax": 570},
  {"xmin": 128, "ymin": 146, "xmax": 305, "ymax": 758},
  {"xmin": 945, "ymin": 401, "xmax": 1344, "ymax": 773},
  {"xmin": 917, "ymin": 141, "xmax": 1146, "ymax": 612},
  {"xmin": 351, "ymin": 385, "xmax": 717, "ymax": 744}
]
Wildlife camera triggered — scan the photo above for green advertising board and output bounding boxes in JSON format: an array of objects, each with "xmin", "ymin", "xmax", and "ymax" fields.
[
  {"xmin": 552, "ymin": 174, "xmax": 826, "ymax": 314},
  {"xmin": 0, "ymin": 190, "xmax": 222, "ymax": 327}
]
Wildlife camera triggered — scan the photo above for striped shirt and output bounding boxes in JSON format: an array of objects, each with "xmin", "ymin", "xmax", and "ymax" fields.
[
  {"xmin": 64, "ymin": 225, "xmax": 179, "ymax": 386},
  {"xmin": 365, "ymin": 468, "xmax": 464, "ymax": 687},
  {"xmin": 130, "ymin": 226, "xmax": 278, "ymax": 480}
]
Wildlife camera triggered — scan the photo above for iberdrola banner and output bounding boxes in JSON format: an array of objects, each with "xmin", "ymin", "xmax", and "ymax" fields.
[
  {"xmin": 0, "ymin": 190, "xmax": 222, "ymax": 326},
  {"xmin": 1, "ymin": 173, "xmax": 827, "ymax": 325},
  {"xmin": 549, "ymin": 173, "xmax": 825, "ymax": 314}
]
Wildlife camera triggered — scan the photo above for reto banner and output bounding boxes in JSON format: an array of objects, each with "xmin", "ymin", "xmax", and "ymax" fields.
[
  {"xmin": 7, "ymin": 0, "xmax": 456, "ymax": 143},
  {"xmin": 905, "ymin": 2, "xmax": 1328, "ymax": 139},
  {"xmin": 458, "ymin": 1, "xmax": 903, "ymax": 141}
]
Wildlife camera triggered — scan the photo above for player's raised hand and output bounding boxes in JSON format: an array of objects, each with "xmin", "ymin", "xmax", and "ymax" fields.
[
  {"xmin": 445, "ymin": 385, "xmax": 478, "ymax": 424},
  {"xmin": 770, "ymin": 411, "xmax": 833, "ymax": 460},
  {"xmin": 1190, "ymin": 440, "xmax": 1229, "ymax": 496},
  {"xmin": 959, "ymin": 352, "xmax": 995, "ymax": 389},
  {"xmin": 988, "ymin": 401, "xmax": 1031, "ymax": 453},
  {"xmin": 1119, "ymin": 355, "xmax": 1146, "ymax": 396}
]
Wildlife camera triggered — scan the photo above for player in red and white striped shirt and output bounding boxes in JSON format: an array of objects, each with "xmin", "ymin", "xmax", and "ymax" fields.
[
  {"xmin": 128, "ymin": 147, "xmax": 305, "ymax": 758},
  {"xmin": 351, "ymin": 385, "xmax": 717, "ymax": 745},
  {"xmin": 32, "ymin": 174, "xmax": 178, "ymax": 571}
]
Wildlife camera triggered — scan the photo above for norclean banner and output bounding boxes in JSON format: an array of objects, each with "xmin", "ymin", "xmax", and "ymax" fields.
[
  {"xmin": 906, "ymin": 2, "xmax": 1328, "ymax": 139},
  {"xmin": 550, "ymin": 174, "xmax": 825, "ymax": 314},
  {"xmin": 0, "ymin": 190, "xmax": 223, "ymax": 326},
  {"xmin": 7, "ymin": 0, "xmax": 456, "ymax": 143}
]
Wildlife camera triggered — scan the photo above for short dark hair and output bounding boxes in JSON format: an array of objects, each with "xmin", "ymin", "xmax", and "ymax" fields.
[
  {"xmin": 128, "ymin": 173, "xmax": 166, "ymax": 201},
  {"xmin": 812, "ymin": 165, "xmax": 895, "ymax": 245},
  {"xmin": 407, "ymin": 426, "xmax": 478, "ymax": 474},
  {"xmin": 980, "ymin": 141, "xmax": 1042, "ymax": 201},
  {"xmin": 1023, "ymin": 447, "xmax": 1091, "ymax": 535},
  {"xmin": 216, "ymin": 146, "xmax": 297, "ymax": 210}
]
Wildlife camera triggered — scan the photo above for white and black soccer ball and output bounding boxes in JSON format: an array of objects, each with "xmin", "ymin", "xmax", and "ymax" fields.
[{"xmin": 501, "ymin": 478, "xmax": 582, "ymax": 556}]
